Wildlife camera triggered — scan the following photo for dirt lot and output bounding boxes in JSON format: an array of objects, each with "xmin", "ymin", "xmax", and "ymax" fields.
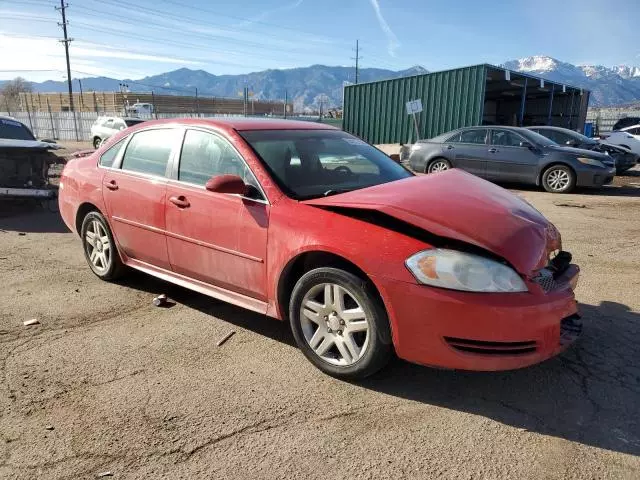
[{"xmin": 1, "ymin": 168, "xmax": 639, "ymax": 479}]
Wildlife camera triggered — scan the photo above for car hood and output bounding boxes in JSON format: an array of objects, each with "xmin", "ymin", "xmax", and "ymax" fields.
[
  {"xmin": 0, "ymin": 138, "xmax": 62, "ymax": 150},
  {"xmin": 546, "ymin": 144, "xmax": 609, "ymax": 160},
  {"xmin": 303, "ymin": 170, "xmax": 559, "ymax": 276}
]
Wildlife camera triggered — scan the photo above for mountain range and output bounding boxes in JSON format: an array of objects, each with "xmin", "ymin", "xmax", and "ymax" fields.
[{"xmin": 5, "ymin": 56, "xmax": 640, "ymax": 108}]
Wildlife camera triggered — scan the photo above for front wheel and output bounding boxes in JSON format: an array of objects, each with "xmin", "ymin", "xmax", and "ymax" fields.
[
  {"xmin": 289, "ymin": 268, "xmax": 392, "ymax": 379},
  {"xmin": 427, "ymin": 158, "xmax": 451, "ymax": 174},
  {"xmin": 542, "ymin": 165, "xmax": 576, "ymax": 193}
]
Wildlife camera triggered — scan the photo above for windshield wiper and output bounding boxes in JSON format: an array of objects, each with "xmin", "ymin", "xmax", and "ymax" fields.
[{"xmin": 323, "ymin": 188, "xmax": 352, "ymax": 197}]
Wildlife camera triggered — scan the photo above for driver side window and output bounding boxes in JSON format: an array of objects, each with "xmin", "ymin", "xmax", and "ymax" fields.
[{"xmin": 178, "ymin": 129, "xmax": 264, "ymax": 199}]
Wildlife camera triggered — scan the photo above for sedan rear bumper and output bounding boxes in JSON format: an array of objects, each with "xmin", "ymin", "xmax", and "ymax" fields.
[{"xmin": 372, "ymin": 266, "xmax": 580, "ymax": 371}]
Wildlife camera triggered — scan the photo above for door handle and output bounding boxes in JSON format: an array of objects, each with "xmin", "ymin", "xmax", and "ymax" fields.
[
  {"xmin": 446, "ymin": 145, "xmax": 454, "ymax": 150},
  {"xmin": 169, "ymin": 195, "xmax": 190, "ymax": 208},
  {"xmin": 488, "ymin": 148, "xmax": 498, "ymax": 153},
  {"xmin": 104, "ymin": 180, "xmax": 118, "ymax": 191}
]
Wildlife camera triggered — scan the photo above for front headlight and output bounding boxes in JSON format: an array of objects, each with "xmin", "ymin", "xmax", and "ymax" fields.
[
  {"xmin": 406, "ymin": 249, "xmax": 528, "ymax": 293},
  {"xmin": 577, "ymin": 157, "xmax": 606, "ymax": 168},
  {"xmin": 410, "ymin": 144, "xmax": 422, "ymax": 151}
]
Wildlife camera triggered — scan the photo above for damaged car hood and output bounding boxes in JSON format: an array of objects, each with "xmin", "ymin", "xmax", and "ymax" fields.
[
  {"xmin": 303, "ymin": 170, "xmax": 560, "ymax": 275},
  {"xmin": 0, "ymin": 139, "xmax": 62, "ymax": 150}
]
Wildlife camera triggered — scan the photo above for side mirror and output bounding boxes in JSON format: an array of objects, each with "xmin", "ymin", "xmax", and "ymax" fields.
[
  {"xmin": 519, "ymin": 141, "xmax": 533, "ymax": 149},
  {"xmin": 205, "ymin": 174, "xmax": 247, "ymax": 195}
]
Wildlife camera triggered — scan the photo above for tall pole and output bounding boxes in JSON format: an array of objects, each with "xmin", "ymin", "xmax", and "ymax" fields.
[
  {"xmin": 56, "ymin": 0, "xmax": 78, "ymax": 140},
  {"xmin": 195, "ymin": 87, "xmax": 200, "ymax": 117},
  {"xmin": 284, "ymin": 90, "xmax": 288, "ymax": 119},
  {"xmin": 351, "ymin": 40, "xmax": 362, "ymax": 84}
]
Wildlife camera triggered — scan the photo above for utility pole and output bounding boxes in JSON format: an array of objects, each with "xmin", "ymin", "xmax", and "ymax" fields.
[
  {"xmin": 284, "ymin": 90, "xmax": 288, "ymax": 119},
  {"xmin": 351, "ymin": 40, "xmax": 362, "ymax": 84},
  {"xmin": 56, "ymin": 0, "xmax": 79, "ymax": 140}
]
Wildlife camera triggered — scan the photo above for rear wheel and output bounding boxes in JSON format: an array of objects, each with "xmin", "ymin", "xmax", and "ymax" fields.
[
  {"xmin": 81, "ymin": 211, "xmax": 125, "ymax": 280},
  {"xmin": 542, "ymin": 165, "xmax": 576, "ymax": 193},
  {"xmin": 427, "ymin": 158, "xmax": 451, "ymax": 174},
  {"xmin": 289, "ymin": 268, "xmax": 392, "ymax": 379}
]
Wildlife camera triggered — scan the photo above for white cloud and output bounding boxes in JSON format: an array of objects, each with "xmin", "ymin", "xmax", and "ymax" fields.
[
  {"xmin": 235, "ymin": 0, "xmax": 304, "ymax": 28},
  {"xmin": 0, "ymin": 34, "xmax": 203, "ymax": 81},
  {"xmin": 369, "ymin": 0, "xmax": 400, "ymax": 57}
]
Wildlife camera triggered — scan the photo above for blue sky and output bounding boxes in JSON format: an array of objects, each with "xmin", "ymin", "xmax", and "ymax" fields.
[{"xmin": 1, "ymin": 0, "xmax": 639, "ymax": 81}]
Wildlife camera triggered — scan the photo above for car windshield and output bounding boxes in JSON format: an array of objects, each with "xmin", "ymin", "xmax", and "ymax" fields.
[
  {"xmin": 240, "ymin": 129, "xmax": 413, "ymax": 200},
  {"xmin": 0, "ymin": 118, "xmax": 35, "ymax": 140},
  {"xmin": 520, "ymin": 129, "xmax": 557, "ymax": 147},
  {"xmin": 124, "ymin": 119, "xmax": 145, "ymax": 127}
]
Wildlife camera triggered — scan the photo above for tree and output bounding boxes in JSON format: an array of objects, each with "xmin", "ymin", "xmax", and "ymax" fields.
[{"xmin": 1, "ymin": 77, "xmax": 33, "ymax": 112}]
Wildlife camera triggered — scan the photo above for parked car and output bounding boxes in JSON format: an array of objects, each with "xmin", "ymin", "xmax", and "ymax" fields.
[
  {"xmin": 90, "ymin": 116, "xmax": 146, "ymax": 149},
  {"xmin": 600, "ymin": 125, "xmax": 640, "ymax": 157},
  {"xmin": 0, "ymin": 116, "xmax": 62, "ymax": 199},
  {"xmin": 612, "ymin": 117, "xmax": 640, "ymax": 132},
  {"xmin": 59, "ymin": 118, "xmax": 582, "ymax": 379},
  {"xmin": 527, "ymin": 126, "xmax": 637, "ymax": 174},
  {"xmin": 409, "ymin": 126, "xmax": 616, "ymax": 193}
]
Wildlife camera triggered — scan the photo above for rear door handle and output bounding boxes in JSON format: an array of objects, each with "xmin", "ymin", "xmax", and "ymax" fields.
[
  {"xmin": 104, "ymin": 180, "xmax": 118, "ymax": 191},
  {"xmin": 169, "ymin": 195, "xmax": 190, "ymax": 208},
  {"xmin": 488, "ymin": 148, "xmax": 498, "ymax": 153}
]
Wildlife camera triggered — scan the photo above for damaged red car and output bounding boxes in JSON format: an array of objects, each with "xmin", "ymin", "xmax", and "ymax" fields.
[{"xmin": 59, "ymin": 119, "xmax": 581, "ymax": 379}]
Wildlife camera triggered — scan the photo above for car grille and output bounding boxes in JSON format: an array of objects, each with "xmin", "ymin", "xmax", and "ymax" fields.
[
  {"xmin": 444, "ymin": 337, "xmax": 537, "ymax": 356},
  {"xmin": 533, "ymin": 268, "xmax": 557, "ymax": 293}
]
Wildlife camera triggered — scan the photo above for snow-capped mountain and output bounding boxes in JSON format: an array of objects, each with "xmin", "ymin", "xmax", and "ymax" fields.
[{"xmin": 503, "ymin": 56, "xmax": 640, "ymax": 106}]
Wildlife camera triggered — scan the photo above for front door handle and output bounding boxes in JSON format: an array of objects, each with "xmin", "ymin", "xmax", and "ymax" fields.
[
  {"xmin": 446, "ymin": 145, "xmax": 454, "ymax": 150},
  {"xmin": 488, "ymin": 148, "xmax": 498, "ymax": 153},
  {"xmin": 104, "ymin": 180, "xmax": 118, "ymax": 191},
  {"xmin": 169, "ymin": 195, "xmax": 190, "ymax": 208}
]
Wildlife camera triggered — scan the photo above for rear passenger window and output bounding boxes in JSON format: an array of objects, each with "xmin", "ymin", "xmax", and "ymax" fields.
[
  {"xmin": 178, "ymin": 129, "xmax": 262, "ymax": 197},
  {"xmin": 458, "ymin": 129, "xmax": 487, "ymax": 144},
  {"xmin": 99, "ymin": 138, "xmax": 125, "ymax": 168},
  {"xmin": 121, "ymin": 129, "xmax": 176, "ymax": 177}
]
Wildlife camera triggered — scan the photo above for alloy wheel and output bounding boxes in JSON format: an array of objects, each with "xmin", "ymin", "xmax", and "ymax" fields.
[
  {"xmin": 429, "ymin": 160, "xmax": 449, "ymax": 173},
  {"xmin": 299, "ymin": 283, "xmax": 370, "ymax": 366},
  {"xmin": 84, "ymin": 219, "xmax": 112, "ymax": 274},
  {"xmin": 546, "ymin": 169, "xmax": 570, "ymax": 191}
]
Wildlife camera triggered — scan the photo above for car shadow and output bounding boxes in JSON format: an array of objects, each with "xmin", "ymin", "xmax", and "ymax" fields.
[
  {"xmin": 117, "ymin": 270, "xmax": 296, "ymax": 347},
  {"xmin": 0, "ymin": 205, "xmax": 70, "ymax": 233},
  {"xmin": 116, "ymin": 271, "xmax": 640, "ymax": 457}
]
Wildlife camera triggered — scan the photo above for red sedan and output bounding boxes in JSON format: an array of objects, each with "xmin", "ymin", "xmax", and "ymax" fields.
[{"xmin": 59, "ymin": 118, "xmax": 581, "ymax": 379}]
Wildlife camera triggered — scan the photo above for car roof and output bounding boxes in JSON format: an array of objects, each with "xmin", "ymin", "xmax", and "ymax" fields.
[
  {"xmin": 122, "ymin": 117, "xmax": 338, "ymax": 132},
  {"xmin": 0, "ymin": 115, "xmax": 28, "ymax": 127}
]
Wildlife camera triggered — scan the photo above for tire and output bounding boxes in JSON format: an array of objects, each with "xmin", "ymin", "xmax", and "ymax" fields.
[
  {"xmin": 93, "ymin": 137, "xmax": 102, "ymax": 149},
  {"xmin": 80, "ymin": 211, "xmax": 125, "ymax": 280},
  {"xmin": 289, "ymin": 268, "xmax": 392, "ymax": 379},
  {"xmin": 542, "ymin": 165, "xmax": 576, "ymax": 193},
  {"xmin": 427, "ymin": 158, "xmax": 451, "ymax": 174}
]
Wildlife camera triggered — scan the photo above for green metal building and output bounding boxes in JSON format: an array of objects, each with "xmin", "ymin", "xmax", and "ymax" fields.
[{"xmin": 343, "ymin": 64, "xmax": 590, "ymax": 144}]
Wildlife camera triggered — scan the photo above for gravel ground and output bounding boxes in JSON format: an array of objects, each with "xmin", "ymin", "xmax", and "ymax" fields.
[{"xmin": 0, "ymin": 168, "xmax": 639, "ymax": 479}]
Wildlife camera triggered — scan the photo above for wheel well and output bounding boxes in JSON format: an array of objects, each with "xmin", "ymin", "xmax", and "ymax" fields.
[
  {"xmin": 538, "ymin": 162, "xmax": 575, "ymax": 186},
  {"xmin": 276, "ymin": 251, "xmax": 385, "ymax": 322},
  {"xmin": 75, "ymin": 202, "xmax": 100, "ymax": 234}
]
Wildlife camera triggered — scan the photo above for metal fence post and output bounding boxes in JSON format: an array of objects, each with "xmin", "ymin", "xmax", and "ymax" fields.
[
  {"xmin": 47, "ymin": 99, "xmax": 56, "ymax": 139},
  {"xmin": 25, "ymin": 95, "xmax": 35, "ymax": 136}
]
